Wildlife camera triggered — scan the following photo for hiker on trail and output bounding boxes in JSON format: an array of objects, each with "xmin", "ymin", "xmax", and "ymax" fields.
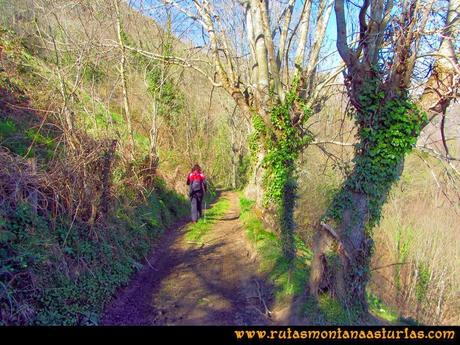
[{"xmin": 186, "ymin": 164, "xmax": 207, "ymax": 222}]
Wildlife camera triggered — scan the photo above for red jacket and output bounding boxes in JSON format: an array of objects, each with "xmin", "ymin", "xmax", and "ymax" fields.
[{"xmin": 187, "ymin": 171, "xmax": 207, "ymax": 191}]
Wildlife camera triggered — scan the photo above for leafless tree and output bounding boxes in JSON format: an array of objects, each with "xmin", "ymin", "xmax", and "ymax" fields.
[
  {"xmin": 309, "ymin": 0, "xmax": 459, "ymax": 312},
  {"xmin": 113, "ymin": 0, "xmax": 136, "ymax": 160},
  {"xmin": 126, "ymin": 0, "xmax": 339, "ymax": 258}
]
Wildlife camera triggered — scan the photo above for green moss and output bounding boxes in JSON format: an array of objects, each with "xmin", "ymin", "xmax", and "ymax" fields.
[
  {"xmin": 239, "ymin": 196, "xmax": 311, "ymax": 302},
  {"xmin": 367, "ymin": 292, "xmax": 399, "ymax": 323},
  {"xmin": 303, "ymin": 293, "xmax": 368, "ymax": 325},
  {"xmin": 0, "ymin": 119, "xmax": 17, "ymax": 138},
  {"xmin": 317, "ymin": 294, "xmax": 351, "ymax": 324}
]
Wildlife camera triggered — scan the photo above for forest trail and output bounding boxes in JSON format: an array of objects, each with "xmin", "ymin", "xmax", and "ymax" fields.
[{"xmin": 101, "ymin": 191, "xmax": 286, "ymax": 325}]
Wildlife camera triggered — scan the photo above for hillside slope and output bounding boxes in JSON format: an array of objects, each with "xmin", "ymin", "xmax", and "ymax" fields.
[{"xmin": 0, "ymin": 25, "xmax": 194, "ymax": 325}]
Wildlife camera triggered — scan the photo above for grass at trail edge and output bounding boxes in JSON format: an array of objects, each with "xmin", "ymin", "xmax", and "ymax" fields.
[
  {"xmin": 239, "ymin": 195, "xmax": 400, "ymax": 325},
  {"xmin": 185, "ymin": 197, "xmax": 230, "ymax": 243}
]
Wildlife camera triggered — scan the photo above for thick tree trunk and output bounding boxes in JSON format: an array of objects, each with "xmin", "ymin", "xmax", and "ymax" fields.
[
  {"xmin": 309, "ymin": 190, "xmax": 372, "ymax": 310},
  {"xmin": 311, "ymin": 0, "xmax": 458, "ymax": 319},
  {"xmin": 245, "ymin": 146, "xmax": 298, "ymax": 261},
  {"xmin": 244, "ymin": 149, "xmax": 278, "ymax": 232},
  {"xmin": 310, "ymin": 156, "xmax": 405, "ymax": 311}
]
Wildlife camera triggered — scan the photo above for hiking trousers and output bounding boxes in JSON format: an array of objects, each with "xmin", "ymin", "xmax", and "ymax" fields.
[{"xmin": 191, "ymin": 193, "xmax": 203, "ymax": 222}]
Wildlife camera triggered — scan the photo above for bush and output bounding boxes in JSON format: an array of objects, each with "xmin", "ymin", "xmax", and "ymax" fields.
[{"xmin": 0, "ymin": 177, "xmax": 188, "ymax": 325}]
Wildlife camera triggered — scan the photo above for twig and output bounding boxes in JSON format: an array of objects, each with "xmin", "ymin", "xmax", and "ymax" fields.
[
  {"xmin": 319, "ymin": 221, "xmax": 340, "ymax": 240},
  {"xmin": 253, "ymin": 279, "xmax": 272, "ymax": 317},
  {"xmin": 312, "ymin": 140, "xmax": 354, "ymax": 146},
  {"xmin": 319, "ymin": 221, "xmax": 352, "ymax": 261},
  {"xmin": 144, "ymin": 255, "xmax": 158, "ymax": 271},
  {"xmin": 371, "ymin": 262, "xmax": 410, "ymax": 272},
  {"xmin": 248, "ymin": 304, "xmax": 270, "ymax": 319},
  {"xmin": 187, "ymin": 241, "xmax": 205, "ymax": 248}
]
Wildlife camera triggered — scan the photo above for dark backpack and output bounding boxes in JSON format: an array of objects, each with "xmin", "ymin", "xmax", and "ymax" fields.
[{"xmin": 190, "ymin": 179, "xmax": 203, "ymax": 194}]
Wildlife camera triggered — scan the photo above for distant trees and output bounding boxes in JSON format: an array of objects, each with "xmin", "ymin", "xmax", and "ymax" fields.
[
  {"xmin": 419, "ymin": 0, "xmax": 459, "ymax": 134},
  {"xmin": 152, "ymin": 0, "xmax": 337, "ymax": 259},
  {"xmin": 309, "ymin": 0, "xmax": 459, "ymax": 313}
]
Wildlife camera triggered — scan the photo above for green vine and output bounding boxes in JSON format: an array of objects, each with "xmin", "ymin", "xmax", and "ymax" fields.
[
  {"xmin": 254, "ymin": 76, "xmax": 312, "ymax": 206},
  {"xmin": 325, "ymin": 77, "xmax": 427, "ymax": 230},
  {"xmin": 315, "ymin": 74, "xmax": 428, "ymax": 311},
  {"xmin": 249, "ymin": 75, "xmax": 313, "ymax": 259}
]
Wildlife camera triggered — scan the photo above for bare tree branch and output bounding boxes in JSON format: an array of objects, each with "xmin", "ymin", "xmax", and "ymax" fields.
[
  {"xmin": 294, "ymin": 0, "xmax": 313, "ymax": 69},
  {"xmin": 334, "ymin": 0, "xmax": 353, "ymax": 66}
]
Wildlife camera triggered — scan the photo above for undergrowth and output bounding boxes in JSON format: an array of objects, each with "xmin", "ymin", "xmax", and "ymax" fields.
[
  {"xmin": 0, "ymin": 27, "xmax": 191, "ymax": 325},
  {"xmin": 240, "ymin": 195, "xmax": 402, "ymax": 325},
  {"xmin": 0, "ymin": 179, "xmax": 188, "ymax": 325},
  {"xmin": 239, "ymin": 196, "xmax": 311, "ymax": 303},
  {"xmin": 367, "ymin": 292, "xmax": 399, "ymax": 323}
]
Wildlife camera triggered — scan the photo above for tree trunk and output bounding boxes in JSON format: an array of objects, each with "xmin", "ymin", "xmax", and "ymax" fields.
[
  {"xmin": 279, "ymin": 175, "xmax": 297, "ymax": 262},
  {"xmin": 149, "ymin": 92, "xmax": 159, "ymax": 171},
  {"xmin": 309, "ymin": 191, "xmax": 372, "ymax": 311},
  {"xmin": 114, "ymin": 0, "xmax": 135, "ymax": 160},
  {"xmin": 244, "ymin": 149, "xmax": 265, "ymax": 208},
  {"xmin": 313, "ymin": 0, "xmax": 459, "ymax": 316},
  {"xmin": 230, "ymin": 128, "xmax": 238, "ymax": 189},
  {"xmin": 310, "ymin": 148, "xmax": 406, "ymax": 311},
  {"xmin": 245, "ymin": 152, "xmax": 297, "ymax": 261},
  {"xmin": 101, "ymin": 139, "xmax": 117, "ymax": 216}
]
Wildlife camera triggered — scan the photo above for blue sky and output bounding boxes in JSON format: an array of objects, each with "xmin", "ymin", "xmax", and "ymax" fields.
[{"xmin": 132, "ymin": 0, "xmax": 343, "ymax": 71}]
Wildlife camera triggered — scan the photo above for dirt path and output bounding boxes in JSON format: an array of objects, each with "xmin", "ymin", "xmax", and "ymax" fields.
[{"xmin": 101, "ymin": 191, "xmax": 277, "ymax": 325}]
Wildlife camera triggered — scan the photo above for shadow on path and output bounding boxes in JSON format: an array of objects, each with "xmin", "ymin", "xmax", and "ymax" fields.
[{"xmin": 101, "ymin": 191, "xmax": 275, "ymax": 325}]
